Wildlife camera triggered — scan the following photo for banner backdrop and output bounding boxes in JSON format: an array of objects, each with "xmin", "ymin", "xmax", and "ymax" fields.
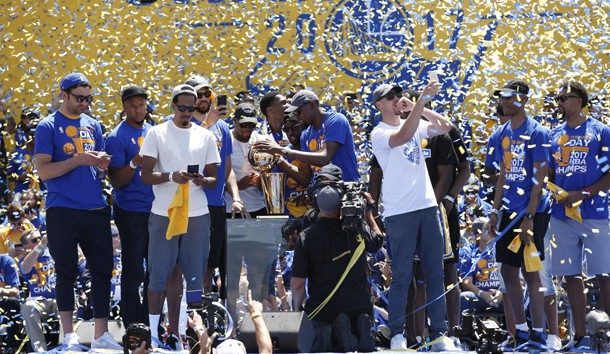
[{"xmin": 0, "ymin": 1, "xmax": 608, "ymax": 129}]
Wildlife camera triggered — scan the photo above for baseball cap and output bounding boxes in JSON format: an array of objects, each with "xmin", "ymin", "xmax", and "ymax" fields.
[
  {"xmin": 121, "ymin": 86, "xmax": 148, "ymax": 102},
  {"xmin": 60, "ymin": 73, "xmax": 90, "ymax": 92},
  {"xmin": 316, "ymin": 163, "xmax": 343, "ymax": 182},
  {"xmin": 21, "ymin": 108, "xmax": 40, "ymax": 119},
  {"xmin": 316, "ymin": 185, "xmax": 342, "ymax": 212},
  {"xmin": 234, "ymin": 102, "xmax": 259, "ymax": 124},
  {"xmin": 372, "ymin": 84, "xmax": 402, "ymax": 103},
  {"xmin": 215, "ymin": 339, "xmax": 247, "ymax": 354},
  {"xmin": 170, "ymin": 84, "xmax": 197, "ymax": 103},
  {"xmin": 493, "ymin": 79, "xmax": 529, "ymax": 97},
  {"xmin": 285, "ymin": 90, "xmax": 319, "ymax": 113},
  {"xmin": 185, "ymin": 75, "xmax": 211, "ymax": 91}
]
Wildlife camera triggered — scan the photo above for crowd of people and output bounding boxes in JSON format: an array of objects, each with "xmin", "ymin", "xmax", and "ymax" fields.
[{"xmin": 0, "ymin": 71, "xmax": 609, "ymax": 354}]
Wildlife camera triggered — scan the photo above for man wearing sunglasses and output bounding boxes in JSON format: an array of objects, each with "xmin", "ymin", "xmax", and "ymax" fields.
[
  {"xmin": 485, "ymin": 79, "xmax": 550, "ymax": 351},
  {"xmin": 184, "ymin": 75, "xmax": 248, "ymax": 300},
  {"xmin": 253, "ymin": 89, "xmax": 360, "ymax": 182},
  {"xmin": 19, "ymin": 229, "xmax": 58, "ymax": 352},
  {"xmin": 140, "ymin": 84, "xmax": 221, "ymax": 349},
  {"xmin": 34, "ymin": 73, "xmax": 119, "ymax": 350},
  {"xmin": 547, "ymin": 80, "xmax": 610, "ymax": 351},
  {"xmin": 370, "ymin": 82, "xmax": 458, "ymax": 351}
]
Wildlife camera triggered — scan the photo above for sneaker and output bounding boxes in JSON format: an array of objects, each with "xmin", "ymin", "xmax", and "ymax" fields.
[
  {"xmin": 91, "ymin": 331, "xmax": 123, "ymax": 350},
  {"xmin": 547, "ymin": 335, "xmax": 562, "ymax": 351},
  {"xmin": 165, "ymin": 333, "xmax": 184, "ymax": 351},
  {"xmin": 526, "ymin": 330, "xmax": 547, "ymax": 350},
  {"xmin": 61, "ymin": 332, "xmax": 82, "ymax": 352},
  {"xmin": 502, "ymin": 329, "xmax": 529, "ymax": 352},
  {"xmin": 356, "ymin": 314, "xmax": 375, "ymax": 352},
  {"xmin": 331, "ymin": 313, "xmax": 357, "ymax": 352},
  {"xmin": 390, "ymin": 334, "xmax": 407, "ymax": 350},
  {"xmin": 429, "ymin": 336, "xmax": 462, "ymax": 351},
  {"xmin": 562, "ymin": 335, "xmax": 591, "ymax": 351}
]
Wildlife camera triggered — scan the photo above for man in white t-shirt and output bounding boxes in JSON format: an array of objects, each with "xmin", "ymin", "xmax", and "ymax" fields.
[
  {"xmin": 370, "ymin": 82, "xmax": 459, "ymax": 351},
  {"xmin": 140, "ymin": 84, "xmax": 221, "ymax": 349}
]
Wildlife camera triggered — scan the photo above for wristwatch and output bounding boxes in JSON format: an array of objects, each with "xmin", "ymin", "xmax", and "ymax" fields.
[{"xmin": 525, "ymin": 213, "xmax": 534, "ymax": 220}]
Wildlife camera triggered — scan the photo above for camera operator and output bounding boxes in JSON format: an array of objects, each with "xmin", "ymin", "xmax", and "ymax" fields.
[{"xmin": 290, "ymin": 164, "xmax": 384, "ymax": 352}]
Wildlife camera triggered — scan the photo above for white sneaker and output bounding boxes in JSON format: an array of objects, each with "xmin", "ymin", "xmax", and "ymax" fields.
[
  {"xmin": 91, "ymin": 331, "xmax": 123, "ymax": 350},
  {"xmin": 430, "ymin": 336, "xmax": 462, "ymax": 352},
  {"xmin": 61, "ymin": 332, "xmax": 82, "ymax": 352},
  {"xmin": 390, "ymin": 334, "xmax": 407, "ymax": 350},
  {"xmin": 547, "ymin": 335, "xmax": 562, "ymax": 351}
]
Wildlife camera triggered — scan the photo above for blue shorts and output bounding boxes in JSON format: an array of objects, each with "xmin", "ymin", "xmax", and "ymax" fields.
[{"xmin": 548, "ymin": 217, "xmax": 610, "ymax": 277}]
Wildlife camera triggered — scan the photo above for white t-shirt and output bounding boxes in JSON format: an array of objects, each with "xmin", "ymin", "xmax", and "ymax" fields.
[
  {"xmin": 140, "ymin": 121, "xmax": 221, "ymax": 217},
  {"xmin": 225, "ymin": 132, "xmax": 267, "ymax": 213},
  {"xmin": 371, "ymin": 120, "xmax": 437, "ymax": 217}
]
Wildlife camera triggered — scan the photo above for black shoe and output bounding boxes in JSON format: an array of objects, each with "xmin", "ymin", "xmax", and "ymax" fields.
[
  {"xmin": 356, "ymin": 314, "xmax": 376, "ymax": 352},
  {"xmin": 331, "ymin": 313, "xmax": 357, "ymax": 352},
  {"xmin": 527, "ymin": 330, "xmax": 547, "ymax": 350},
  {"xmin": 502, "ymin": 329, "xmax": 529, "ymax": 352},
  {"xmin": 165, "ymin": 333, "xmax": 184, "ymax": 351}
]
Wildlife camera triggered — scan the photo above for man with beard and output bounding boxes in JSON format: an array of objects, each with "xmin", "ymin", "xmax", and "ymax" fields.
[
  {"xmin": 141, "ymin": 84, "xmax": 220, "ymax": 349},
  {"xmin": 225, "ymin": 103, "xmax": 268, "ymax": 217},
  {"xmin": 184, "ymin": 75, "xmax": 248, "ymax": 297},
  {"xmin": 253, "ymin": 90, "xmax": 360, "ymax": 182},
  {"xmin": 548, "ymin": 80, "xmax": 610, "ymax": 351},
  {"xmin": 105, "ymin": 86, "xmax": 154, "ymax": 327},
  {"xmin": 34, "ymin": 73, "xmax": 120, "ymax": 350}
]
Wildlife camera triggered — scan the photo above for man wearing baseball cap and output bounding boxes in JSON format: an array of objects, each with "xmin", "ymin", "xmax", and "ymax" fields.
[
  {"xmin": 184, "ymin": 74, "xmax": 248, "ymax": 299},
  {"xmin": 226, "ymin": 102, "xmax": 267, "ymax": 218},
  {"xmin": 105, "ymin": 85, "xmax": 154, "ymax": 328},
  {"xmin": 253, "ymin": 89, "xmax": 360, "ymax": 182},
  {"xmin": 34, "ymin": 73, "xmax": 119, "ymax": 349},
  {"xmin": 140, "ymin": 84, "xmax": 221, "ymax": 349},
  {"xmin": 370, "ymin": 81, "xmax": 460, "ymax": 350},
  {"xmin": 486, "ymin": 78, "xmax": 551, "ymax": 350}
]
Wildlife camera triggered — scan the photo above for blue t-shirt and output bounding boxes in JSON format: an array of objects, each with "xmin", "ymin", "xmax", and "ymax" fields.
[
  {"xmin": 0, "ymin": 254, "xmax": 20, "ymax": 289},
  {"xmin": 300, "ymin": 111, "xmax": 359, "ymax": 182},
  {"xmin": 34, "ymin": 112, "xmax": 106, "ymax": 210},
  {"xmin": 459, "ymin": 246, "xmax": 500, "ymax": 292},
  {"xmin": 20, "ymin": 249, "xmax": 56, "ymax": 299},
  {"xmin": 493, "ymin": 118, "xmax": 551, "ymax": 213},
  {"xmin": 105, "ymin": 121, "xmax": 154, "ymax": 212},
  {"xmin": 7, "ymin": 147, "xmax": 39, "ymax": 194},
  {"xmin": 204, "ymin": 120, "xmax": 232, "ymax": 207},
  {"xmin": 550, "ymin": 118, "xmax": 610, "ymax": 220}
]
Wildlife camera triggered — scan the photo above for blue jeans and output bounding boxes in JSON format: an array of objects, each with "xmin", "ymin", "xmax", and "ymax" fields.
[{"xmin": 386, "ymin": 206, "xmax": 448, "ymax": 338}]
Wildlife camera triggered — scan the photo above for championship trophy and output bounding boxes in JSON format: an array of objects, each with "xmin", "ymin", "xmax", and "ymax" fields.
[{"xmin": 248, "ymin": 148, "xmax": 286, "ymax": 214}]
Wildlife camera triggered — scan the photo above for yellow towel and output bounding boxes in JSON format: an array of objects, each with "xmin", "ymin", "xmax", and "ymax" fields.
[
  {"xmin": 547, "ymin": 182, "xmax": 582, "ymax": 223},
  {"xmin": 166, "ymin": 183, "xmax": 189, "ymax": 240},
  {"xmin": 507, "ymin": 235, "xmax": 543, "ymax": 272}
]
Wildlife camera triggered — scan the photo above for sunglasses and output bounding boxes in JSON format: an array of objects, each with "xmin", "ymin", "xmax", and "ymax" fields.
[
  {"xmin": 239, "ymin": 122, "xmax": 257, "ymax": 129},
  {"xmin": 29, "ymin": 237, "xmax": 40, "ymax": 244},
  {"xmin": 283, "ymin": 124, "xmax": 303, "ymax": 133},
  {"xmin": 197, "ymin": 91, "xmax": 212, "ymax": 99},
  {"xmin": 498, "ymin": 92, "xmax": 524, "ymax": 99},
  {"xmin": 380, "ymin": 91, "xmax": 401, "ymax": 101},
  {"xmin": 70, "ymin": 94, "xmax": 94, "ymax": 103},
  {"xmin": 176, "ymin": 105, "xmax": 196, "ymax": 112},
  {"xmin": 554, "ymin": 95, "xmax": 580, "ymax": 103}
]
